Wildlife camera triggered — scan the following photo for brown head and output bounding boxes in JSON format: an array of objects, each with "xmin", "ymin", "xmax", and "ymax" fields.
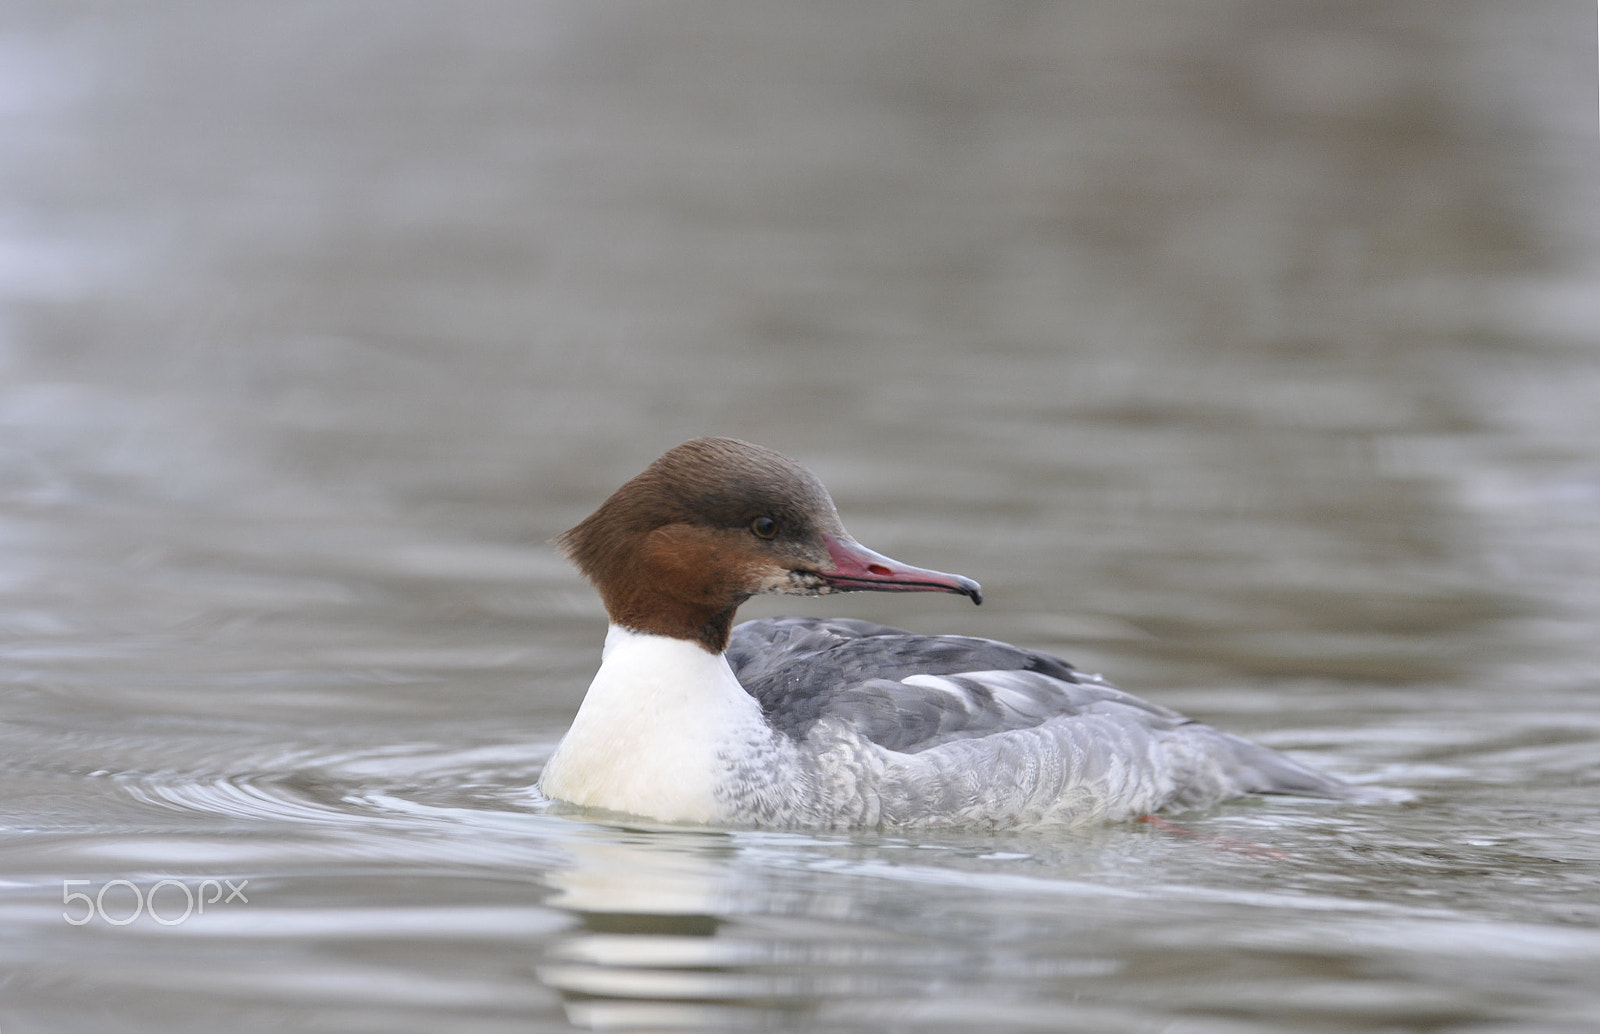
[{"xmin": 556, "ymin": 437, "xmax": 982, "ymax": 652}]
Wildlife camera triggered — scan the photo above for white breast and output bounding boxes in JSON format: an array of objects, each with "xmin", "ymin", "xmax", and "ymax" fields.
[{"xmin": 539, "ymin": 625, "xmax": 774, "ymax": 824}]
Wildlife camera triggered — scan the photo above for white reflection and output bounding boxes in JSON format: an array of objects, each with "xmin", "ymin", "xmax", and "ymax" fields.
[{"xmin": 539, "ymin": 827, "xmax": 808, "ymax": 1030}]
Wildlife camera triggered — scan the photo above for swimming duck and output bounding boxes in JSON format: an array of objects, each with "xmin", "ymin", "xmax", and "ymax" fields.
[{"xmin": 539, "ymin": 436, "xmax": 1360, "ymax": 828}]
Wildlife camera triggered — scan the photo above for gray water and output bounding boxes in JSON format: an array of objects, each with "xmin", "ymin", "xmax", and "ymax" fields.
[{"xmin": 3, "ymin": 3, "xmax": 1599, "ymax": 1031}]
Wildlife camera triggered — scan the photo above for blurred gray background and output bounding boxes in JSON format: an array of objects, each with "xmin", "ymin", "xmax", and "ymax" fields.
[{"xmin": 3, "ymin": 3, "xmax": 1599, "ymax": 1032}]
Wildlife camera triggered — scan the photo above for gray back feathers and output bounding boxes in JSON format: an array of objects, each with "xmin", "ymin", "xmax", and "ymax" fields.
[{"xmin": 727, "ymin": 616, "xmax": 1358, "ymax": 809}]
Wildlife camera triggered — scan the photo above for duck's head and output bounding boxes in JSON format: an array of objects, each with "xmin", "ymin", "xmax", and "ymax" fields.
[{"xmin": 556, "ymin": 437, "xmax": 981, "ymax": 652}]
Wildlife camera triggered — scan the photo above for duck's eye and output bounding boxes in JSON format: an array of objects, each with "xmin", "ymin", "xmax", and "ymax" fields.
[{"xmin": 749, "ymin": 516, "xmax": 779, "ymax": 539}]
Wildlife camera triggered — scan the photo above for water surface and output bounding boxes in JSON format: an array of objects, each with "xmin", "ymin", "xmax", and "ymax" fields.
[{"xmin": 2, "ymin": 2, "xmax": 1599, "ymax": 1030}]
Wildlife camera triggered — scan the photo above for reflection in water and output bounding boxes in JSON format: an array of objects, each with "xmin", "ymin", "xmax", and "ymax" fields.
[
  {"xmin": 538, "ymin": 829, "xmax": 956, "ymax": 1031},
  {"xmin": 542, "ymin": 832, "xmax": 752, "ymax": 1030},
  {"xmin": 531, "ymin": 806, "xmax": 1600, "ymax": 1033}
]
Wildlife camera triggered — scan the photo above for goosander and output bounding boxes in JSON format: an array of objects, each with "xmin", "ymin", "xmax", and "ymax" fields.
[{"xmin": 540, "ymin": 437, "xmax": 1362, "ymax": 829}]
